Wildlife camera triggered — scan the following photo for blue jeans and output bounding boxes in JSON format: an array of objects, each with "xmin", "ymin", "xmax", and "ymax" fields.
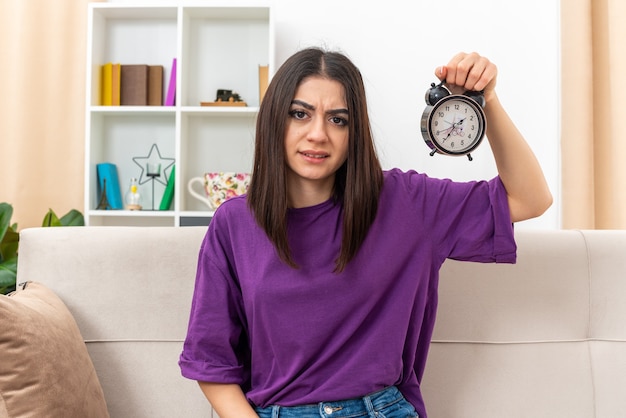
[{"xmin": 254, "ymin": 386, "xmax": 418, "ymax": 417}]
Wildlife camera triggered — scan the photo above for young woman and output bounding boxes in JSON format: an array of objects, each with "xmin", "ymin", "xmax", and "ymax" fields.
[{"xmin": 179, "ymin": 47, "xmax": 552, "ymax": 418}]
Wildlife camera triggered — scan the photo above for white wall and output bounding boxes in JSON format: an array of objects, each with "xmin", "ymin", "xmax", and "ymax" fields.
[
  {"xmin": 271, "ymin": 0, "xmax": 561, "ymax": 229},
  {"xmin": 110, "ymin": 0, "xmax": 562, "ymax": 229}
]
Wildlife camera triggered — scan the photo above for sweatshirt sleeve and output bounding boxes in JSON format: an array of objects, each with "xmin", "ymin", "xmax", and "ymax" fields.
[
  {"xmin": 178, "ymin": 217, "xmax": 251, "ymax": 386},
  {"xmin": 433, "ymin": 175, "xmax": 516, "ymax": 264},
  {"xmin": 397, "ymin": 169, "xmax": 516, "ymax": 265}
]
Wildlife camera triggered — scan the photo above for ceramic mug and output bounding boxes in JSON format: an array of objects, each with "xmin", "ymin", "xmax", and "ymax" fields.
[{"xmin": 187, "ymin": 172, "xmax": 251, "ymax": 210}]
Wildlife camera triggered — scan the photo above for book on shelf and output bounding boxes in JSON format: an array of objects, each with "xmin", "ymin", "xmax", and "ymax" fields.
[
  {"xmin": 100, "ymin": 63, "xmax": 113, "ymax": 106},
  {"xmin": 165, "ymin": 58, "xmax": 176, "ymax": 106},
  {"xmin": 120, "ymin": 64, "xmax": 149, "ymax": 106},
  {"xmin": 148, "ymin": 65, "xmax": 164, "ymax": 106},
  {"xmin": 111, "ymin": 63, "xmax": 121, "ymax": 106},
  {"xmin": 159, "ymin": 164, "xmax": 175, "ymax": 210},
  {"xmin": 259, "ymin": 64, "xmax": 269, "ymax": 104},
  {"xmin": 100, "ymin": 63, "xmax": 121, "ymax": 106},
  {"xmin": 96, "ymin": 163, "xmax": 123, "ymax": 210}
]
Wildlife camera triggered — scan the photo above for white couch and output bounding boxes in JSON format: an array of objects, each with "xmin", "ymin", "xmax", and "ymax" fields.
[{"xmin": 14, "ymin": 227, "xmax": 626, "ymax": 417}]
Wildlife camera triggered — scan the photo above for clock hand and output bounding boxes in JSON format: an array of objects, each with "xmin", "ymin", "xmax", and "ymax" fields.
[
  {"xmin": 437, "ymin": 126, "xmax": 453, "ymax": 139},
  {"xmin": 444, "ymin": 117, "xmax": 465, "ymax": 140},
  {"xmin": 449, "ymin": 117, "xmax": 467, "ymax": 136}
]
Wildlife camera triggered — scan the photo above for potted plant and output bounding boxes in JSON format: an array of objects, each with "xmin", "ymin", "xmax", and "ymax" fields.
[{"xmin": 0, "ymin": 203, "xmax": 84, "ymax": 294}]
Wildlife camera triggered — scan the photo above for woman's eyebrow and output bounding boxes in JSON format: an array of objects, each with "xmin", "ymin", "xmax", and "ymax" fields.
[
  {"xmin": 328, "ymin": 108, "xmax": 349, "ymax": 116},
  {"xmin": 291, "ymin": 99, "xmax": 315, "ymax": 110},
  {"xmin": 291, "ymin": 99, "xmax": 348, "ymax": 115}
]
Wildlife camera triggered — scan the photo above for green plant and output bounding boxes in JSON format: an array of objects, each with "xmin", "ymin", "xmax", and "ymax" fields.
[
  {"xmin": 0, "ymin": 203, "xmax": 84, "ymax": 294},
  {"xmin": 0, "ymin": 203, "xmax": 19, "ymax": 295},
  {"xmin": 41, "ymin": 208, "xmax": 85, "ymax": 228}
]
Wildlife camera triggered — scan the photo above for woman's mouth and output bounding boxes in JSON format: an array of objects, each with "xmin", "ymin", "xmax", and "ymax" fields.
[{"xmin": 300, "ymin": 151, "xmax": 329, "ymax": 159}]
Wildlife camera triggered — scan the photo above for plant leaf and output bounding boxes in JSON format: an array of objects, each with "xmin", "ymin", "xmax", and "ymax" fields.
[
  {"xmin": 42, "ymin": 209, "xmax": 62, "ymax": 227},
  {"xmin": 0, "ymin": 256, "xmax": 17, "ymax": 294},
  {"xmin": 60, "ymin": 209, "xmax": 85, "ymax": 226},
  {"xmin": 0, "ymin": 202, "xmax": 14, "ymax": 243},
  {"xmin": 0, "ymin": 228, "xmax": 19, "ymax": 262}
]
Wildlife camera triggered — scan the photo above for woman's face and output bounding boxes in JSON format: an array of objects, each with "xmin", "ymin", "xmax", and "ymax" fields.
[{"xmin": 284, "ymin": 76, "xmax": 350, "ymax": 203}]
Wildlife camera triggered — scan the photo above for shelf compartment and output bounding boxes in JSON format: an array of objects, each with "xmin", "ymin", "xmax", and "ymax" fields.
[
  {"xmin": 88, "ymin": 5, "xmax": 178, "ymax": 107},
  {"xmin": 180, "ymin": 112, "xmax": 255, "ymax": 212},
  {"xmin": 181, "ymin": 7, "xmax": 270, "ymax": 108},
  {"xmin": 87, "ymin": 113, "xmax": 176, "ymax": 212}
]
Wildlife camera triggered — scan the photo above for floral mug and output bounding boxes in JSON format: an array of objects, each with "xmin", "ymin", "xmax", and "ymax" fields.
[{"xmin": 187, "ymin": 172, "xmax": 251, "ymax": 210}]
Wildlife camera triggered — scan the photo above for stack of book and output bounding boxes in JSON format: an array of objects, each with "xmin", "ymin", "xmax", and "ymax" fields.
[{"xmin": 100, "ymin": 58, "xmax": 176, "ymax": 106}]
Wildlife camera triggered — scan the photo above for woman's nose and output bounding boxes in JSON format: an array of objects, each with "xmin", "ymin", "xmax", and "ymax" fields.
[{"xmin": 306, "ymin": 116, "xmax": 328, "ymax": 142}]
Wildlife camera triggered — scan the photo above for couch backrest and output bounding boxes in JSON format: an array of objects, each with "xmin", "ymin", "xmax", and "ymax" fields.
[
  {"xmin": 17, "ymin": 228, "xmax": 626, "ymax": 418},
  {"xmin": 17, "ymin": 226, "xmax": 214, "ymax": 418},
  {"xmin": 423, "ymin": 229, "xmax": 626, "ymax": 417}
]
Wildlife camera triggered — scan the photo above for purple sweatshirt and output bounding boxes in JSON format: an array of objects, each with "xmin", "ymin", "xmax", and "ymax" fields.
[{"xmin": 179, "ymin": 168, "xmax": 516, "ymax": 417}]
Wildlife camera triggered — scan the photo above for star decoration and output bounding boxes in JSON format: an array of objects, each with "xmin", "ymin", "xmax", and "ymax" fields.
[{"xmin": 132, "ymin": 143, "xmax": 175, "ymax": 186}]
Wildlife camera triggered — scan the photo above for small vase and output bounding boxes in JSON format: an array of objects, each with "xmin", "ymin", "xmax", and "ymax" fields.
[{"xmin": 125, "ymin": 178, "xmax": 142, "ymax": 210}]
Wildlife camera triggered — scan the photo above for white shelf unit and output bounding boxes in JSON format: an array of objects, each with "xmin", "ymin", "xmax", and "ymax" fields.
[{"xmin": 84, "ymin": 3, "xmax": 273, "ymax": 226}]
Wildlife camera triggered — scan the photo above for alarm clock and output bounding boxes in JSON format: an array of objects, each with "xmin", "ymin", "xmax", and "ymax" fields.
[{"xmin": 420, "ymin": 81, "xmax": 486, "ymax": 161}]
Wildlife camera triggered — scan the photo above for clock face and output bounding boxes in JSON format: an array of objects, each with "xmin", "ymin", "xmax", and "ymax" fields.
[{"xmin": 423, "ymin": 95, "xmax": 485, "ymax": 155}]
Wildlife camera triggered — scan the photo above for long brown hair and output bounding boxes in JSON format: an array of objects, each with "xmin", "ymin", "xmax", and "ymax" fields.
[{"xmin": 247, "ymin": 47, "xmax": 383, "ymax": 272}]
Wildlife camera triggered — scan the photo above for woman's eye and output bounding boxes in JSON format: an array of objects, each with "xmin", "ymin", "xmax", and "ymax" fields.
[
  {"xmin": 289, "ymin": 110, "xmax": 307, "ymax": 120},
  {"xmin": 330, "ymin": 116, "xmax": 348, "ymax": 126}
]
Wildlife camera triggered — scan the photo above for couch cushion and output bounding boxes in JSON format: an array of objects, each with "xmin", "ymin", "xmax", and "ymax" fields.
[
  {"xmin": 0, "ymin": 281, "xmax": 109, "ymax": 418},
  {"xmin": 424, "ymin": 341, "xmax": 595, "ymax": 417},
  {"xmin": 16, "ymin": 226, "xmax": 212, "ymax": 417},
  {"xmin": 434, "ymin": 229, "xmax": 591, "ymax": 342}
]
